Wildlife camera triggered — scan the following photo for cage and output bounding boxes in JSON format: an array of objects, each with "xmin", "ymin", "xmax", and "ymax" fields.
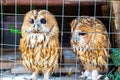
[{"xmin": 0, "ymin": 0, "xmax": 120, "ymax": 80}]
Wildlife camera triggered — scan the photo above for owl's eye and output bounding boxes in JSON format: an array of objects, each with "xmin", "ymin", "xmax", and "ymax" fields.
[
  {"xmin": 40, "ymin": 18, "xmax": 46, "ymax": 24},
  {"xmin": 30, "ymin": 19, "xmax": 34, "ymax": 24},
  {"xmin": 79, "ymin": 32, "xmax": 86, "ymax": 36}
]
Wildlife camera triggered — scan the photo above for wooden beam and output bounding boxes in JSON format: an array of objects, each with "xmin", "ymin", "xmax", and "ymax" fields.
[
  {"xmin": 0, "ymin": 61, "xmax": 22, "ymax": 69},
  {"xmin": 0, "ymin": 58, "xmax": 79, "ymax": 69},
  {"xmin": 0, "ymin": 48, "xmax": 20, "ymax": 55},
  {"xmin": 11, "ymin": 65, "xmax": 31, "ymax": 73},
  {"xmin": 11, "ymin": 65, "xmax": 80, "ymax": 74},
  {"xmin": 0, "ymin": 60, "xmax": 80, "ymax": 73},
  {"xmin": 1, "ymin": 76, "xmax": 75, "ymax": 80},
  {"xmin": 0, "ymin": 0, "xmax": 107, "ymax": 6}
]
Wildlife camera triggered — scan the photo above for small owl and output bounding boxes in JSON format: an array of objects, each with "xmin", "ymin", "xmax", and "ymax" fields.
[
  {"xmin": 19, "ymin": 10, "xmax": 60, "ymax": 80},
  {"xmin": 70, "ymin": 16, "xmax": 111, "ymax": 79}
]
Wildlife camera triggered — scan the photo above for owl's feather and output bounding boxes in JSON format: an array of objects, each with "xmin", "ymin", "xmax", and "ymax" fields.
[
  {"xmin": 19, "ymin": 10, "xmax": 59, "ymax": 80},
  {"xmin": 71, "ymin": 16, "xmax": 111, "ymax": 73}
]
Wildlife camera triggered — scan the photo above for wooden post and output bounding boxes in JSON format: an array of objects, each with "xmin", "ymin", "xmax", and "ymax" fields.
[
  {"xmin": 118, "ymin": 66, "xmax": 120, "ymax": 72},
  {"xmin": 112, "ymin": 1, "xmax": 120, "ymax": 71},
  {"xmin": 112, "ymin": 1, "xmax": 120, "ymax": 48},
  {"xmin": 102, "ymin": 4, "xmax": 109, "ymax": 17}
]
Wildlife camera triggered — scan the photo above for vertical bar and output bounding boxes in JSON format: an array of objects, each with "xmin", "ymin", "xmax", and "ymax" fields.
[
  {"xmin": 60, "ymin": 0, "xmax": 64, "ymax": 79},
  {"xmin": 108, "ymin": 0, "xmax": 112, "ymax": 75},
  {"xmin": 0, "ymin": 0, "xmax": 3, "ymax": 78},
  {"xmin": 94, "ymin": 0, "xmax": 97, "ymax": 18},
  {"xmin": 46, "ymin": 0, "xmax": 48, "ymax": 11},
  {"xmin": 14, "ymin": 0, "xmax": 17, "ymax": 78},
  {"xmin": 29, "ymin": 0, "xmax": 32, "ymax": 76},
  {"xmin": 30, "ymin": 0, "xmax": 32, "ymax": 10},
  {"xmin": 92, "ymin": 0, "xmax": 96, "ymax": 72},
  {"xmin": 43, "ymin": 0, "xmax": 49, "ymax": 78},
  {"xmin": 75, "ymin": 0, "xmax": 80, "ymax": 80}
]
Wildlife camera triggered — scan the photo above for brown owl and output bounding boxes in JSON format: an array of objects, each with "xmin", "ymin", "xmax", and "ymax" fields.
[
  {"xmin": 19, "ymin": 10, "xmax": 60, "ymax": 80},
  {"xmin": 70, "ymin": 16, "xmax": 111, "ymax": 80}
]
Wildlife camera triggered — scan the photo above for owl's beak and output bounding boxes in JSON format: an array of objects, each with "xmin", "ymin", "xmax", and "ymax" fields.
[
  {"xmin": 31, "ymin": 22, "xmax": 43, "ymax": 33},
  {"xmin": 34, "ymin": 24, "xmax": 40, "ymax": 32},
  {"xmin": 73, "ymin": 37, "xmax": 78, "ymax": 43},
  {"xmin": 73, "ymin": 33, "xmax": 79, "ymax": 43}
]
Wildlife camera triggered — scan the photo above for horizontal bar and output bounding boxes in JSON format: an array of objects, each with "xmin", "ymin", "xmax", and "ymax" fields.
[{"xmin": 1, "ymin": 0, "xmax": 107, "ymax": 6}]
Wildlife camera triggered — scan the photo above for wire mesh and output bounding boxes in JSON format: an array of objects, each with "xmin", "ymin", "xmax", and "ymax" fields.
[{"xmin": 0, "ymin": 0, "xmax": 119, "ymax": 80}]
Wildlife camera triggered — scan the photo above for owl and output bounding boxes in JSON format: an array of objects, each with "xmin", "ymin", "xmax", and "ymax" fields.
[
  {"xmin": 19, "ymin": 10, "xmax": 60, "ymax": 80},
  {"xmin": 70, "ymin": 16, "xmax": 111, "ymax": 80}
]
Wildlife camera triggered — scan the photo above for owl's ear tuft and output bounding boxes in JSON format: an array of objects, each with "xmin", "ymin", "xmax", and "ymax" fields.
[{"xmin": 70, "ymin": 19, "xmax": 78, "ymax": 32}]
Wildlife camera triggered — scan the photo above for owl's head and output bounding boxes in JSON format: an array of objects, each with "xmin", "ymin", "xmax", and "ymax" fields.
[
  {"xmin": 21, "ymin": 10, "xmax": 59, "ymax": 36},
  {"xmin": 70, "ymin": 16, "xmax": 107, "ymax": 46}
]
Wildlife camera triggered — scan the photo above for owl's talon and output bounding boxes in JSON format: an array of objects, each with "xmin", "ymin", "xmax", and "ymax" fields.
[
  {"xmin": 79, "ymin": 70, "xmax": 91, "ymax": 79},
  {"xmin": 91, "ymin": 70, "xmax": 104, "ymax": 80},
  {"xmin": 97, "ymin": 75, "xmax": 104, "ymax": 80},
  {"xmin": 23, "ymin": 77, "xmax": 29, "ymax": 80},
  {"xmin": 23, "ymin": 77, "xmax": 33, "ymax": 80}
]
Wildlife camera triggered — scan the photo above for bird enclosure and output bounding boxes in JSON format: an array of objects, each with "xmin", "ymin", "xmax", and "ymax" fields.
[{"xmin": 0, "ymin": 0, "xmax": 120, "ymax": 80}]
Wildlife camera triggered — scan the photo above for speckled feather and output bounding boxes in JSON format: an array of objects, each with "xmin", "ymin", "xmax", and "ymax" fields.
[
  {"xmin": 71, "ymin": 16, "xmax": 111, "ymax": 73},
  {"xmin": 19, "ymin": 10, "xmax": 60, "ymax": 76}
]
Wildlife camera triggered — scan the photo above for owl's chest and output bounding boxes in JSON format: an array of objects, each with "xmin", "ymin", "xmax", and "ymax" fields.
[
  {"xmin": 21, "ymin": 37, "xmax": 59, "ymax": 70},
  {"xmin": 72, "ymin": 43, "xmax": 89, "ymax": 53},
  {"xmin": 25, "ymin": 33, "xmax": 47, "ymax": 48}
]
